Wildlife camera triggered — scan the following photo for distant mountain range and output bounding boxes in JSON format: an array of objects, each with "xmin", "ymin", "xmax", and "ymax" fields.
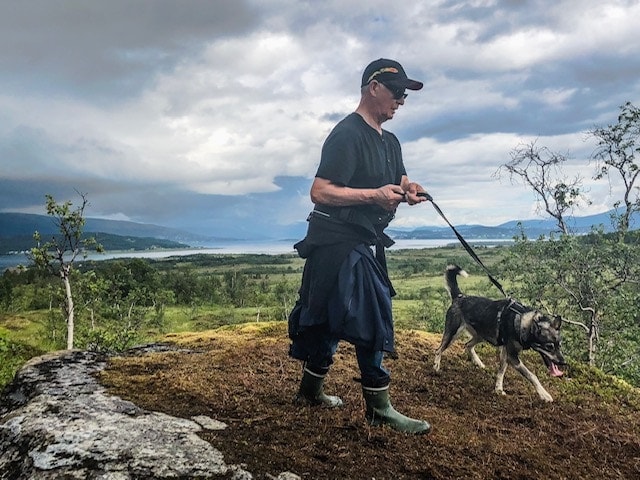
[
  {"xmin": 0, "ymin": 210, "xmax": 637, "ymax": 254},
  {"xmin": 0, "ymin": 213, "xmax": 227, "ymax": 254},
  {"xmin": 0, "ymin": 213, "xmax": 231, "ymax": 244},
  {"xmin": 388, "ymin": 210, "xmax": 636, "ymax": 240}
]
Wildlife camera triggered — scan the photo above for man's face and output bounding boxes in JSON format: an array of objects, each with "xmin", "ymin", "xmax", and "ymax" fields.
[{"xmin": 374, "ymin": 81, "xmax": 406, "ymax": 122}]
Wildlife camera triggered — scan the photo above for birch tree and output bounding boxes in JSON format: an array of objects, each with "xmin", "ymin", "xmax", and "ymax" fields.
[
  {"xmin": 589, "ymin": 101, "xmax": 640, "ymax": 236},
  {"xmin": 29, "ymin": 193, "xmax": 103, "ymax": 349}
]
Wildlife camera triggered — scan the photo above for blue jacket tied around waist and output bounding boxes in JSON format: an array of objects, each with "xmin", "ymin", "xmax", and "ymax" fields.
[{"xmin": 288, "ymin": 213, "xmax": 396, "ymax": 354}]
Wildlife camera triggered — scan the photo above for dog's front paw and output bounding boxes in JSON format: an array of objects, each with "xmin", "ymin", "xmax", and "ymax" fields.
[
  {"xmin": 433, "ymin": 356, "xmax": 441, "ymax": 372},
  {"xmin": 495, "ymin": 388, "xmax": 506, "ymax": 396},
  {"xmin": 535, "ymin": 386, "xmax": 554, "ymax": 402},
  {"xmin": 539, "ymin": 392, "xmax": 554, "ymax": 402}
]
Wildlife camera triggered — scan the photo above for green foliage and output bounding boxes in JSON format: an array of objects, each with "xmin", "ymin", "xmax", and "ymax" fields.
[
  {"xmin": 30, "ymin": 194, "xmax": 103, "ymax": 272},
  {"xmin": 0, "ymin": 329, "xmax": 44, "ymax": 387},
  {"xmin": 77, "ymin": 325, "xmax": 140, "ymax": 354},
  {"xmin": 3, "ymin": 238, "xmax": 640, "ymax": 391},
  {"xmin": 561, "ymin": 360, "xmax": 640, "ymax": 409},
  {"xmin": 499, "ymin": 230, "xmax": 640, "ymax": 386}
]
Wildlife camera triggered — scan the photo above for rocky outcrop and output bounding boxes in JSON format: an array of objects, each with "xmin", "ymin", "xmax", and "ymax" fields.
[{"xmin": 0, "ymin": 348, "xmax": 297, "ymax": 479}]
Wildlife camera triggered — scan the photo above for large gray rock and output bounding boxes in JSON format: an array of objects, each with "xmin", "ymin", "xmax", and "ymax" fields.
[{"xmin": 0, "ymin": 349, "xmax": 298, "ymax": 479}]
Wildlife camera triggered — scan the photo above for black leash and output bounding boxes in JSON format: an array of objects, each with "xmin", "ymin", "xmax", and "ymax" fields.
[{"xmin": 416, "ymin": 192, "xmax": 508, "ymax": 298}]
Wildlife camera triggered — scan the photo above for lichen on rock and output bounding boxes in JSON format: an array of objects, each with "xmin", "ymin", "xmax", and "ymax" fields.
[{"xmin": 0, "ymin": 349, "xmax": 254, "ymax": 479}]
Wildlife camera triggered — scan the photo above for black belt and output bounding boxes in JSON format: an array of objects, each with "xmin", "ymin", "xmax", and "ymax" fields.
[{"xmin": 312, "ymin": 206, "xmax": 395, "ymax": 230}]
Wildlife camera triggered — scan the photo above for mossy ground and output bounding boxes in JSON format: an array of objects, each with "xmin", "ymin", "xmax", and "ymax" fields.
[{"xmin": 100, "ymin": 322, "xmax": 640, "ymax": 480}]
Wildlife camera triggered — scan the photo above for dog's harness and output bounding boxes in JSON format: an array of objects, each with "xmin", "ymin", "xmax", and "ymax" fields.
[{"xmin": 496, "ymin": 299, "xmax": 529, "ymax": 347}]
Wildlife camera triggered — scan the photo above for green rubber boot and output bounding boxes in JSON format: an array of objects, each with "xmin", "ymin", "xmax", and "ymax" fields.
[
  {"xmin": 362, "ymin": 385, "xmax": 431, "ymax": 434},
  {"xmin": 294, "ymin": 367, "xmax": 343, "ymax": 408}
]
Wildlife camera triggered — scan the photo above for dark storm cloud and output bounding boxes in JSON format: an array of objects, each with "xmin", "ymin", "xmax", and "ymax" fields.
[{"xmin": 0, "ymin": 0, "xmax": 259, "ymax": 99}]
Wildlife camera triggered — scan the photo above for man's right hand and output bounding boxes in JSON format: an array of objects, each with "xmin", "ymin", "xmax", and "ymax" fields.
[{"xmin": 375, "ymin": 184, "xmax": 406, "ymax": 211}]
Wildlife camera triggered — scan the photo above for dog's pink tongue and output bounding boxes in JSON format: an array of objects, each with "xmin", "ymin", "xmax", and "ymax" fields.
[{"xmin": 548, "ymin": 363, "xmax": 563, "ymax": 377}]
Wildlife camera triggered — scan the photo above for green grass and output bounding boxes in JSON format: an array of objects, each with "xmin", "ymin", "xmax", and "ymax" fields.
[
  {"xmin": 0, "ymin": 324, "xmax": 46, "ymax": 388},
  {"xmin": 0, "ymin": 246, "xmax": 506, "ymax": 390},
  {"xmin": 0, "ymin": 312, "xmax": 50, "ymax": 345}
]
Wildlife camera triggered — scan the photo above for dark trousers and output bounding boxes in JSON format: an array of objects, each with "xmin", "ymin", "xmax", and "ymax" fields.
[{"xmin": 290, "ymin": 324, "xmax": 391, "ymax": 388}]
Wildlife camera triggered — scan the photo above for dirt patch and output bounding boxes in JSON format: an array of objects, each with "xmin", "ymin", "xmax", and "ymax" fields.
[{"xmin": 100, "ymin": 323, "xmax": 640, "ymax": 480}]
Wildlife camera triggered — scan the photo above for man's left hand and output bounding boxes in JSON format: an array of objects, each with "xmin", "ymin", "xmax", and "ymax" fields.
[{"xmin": 403, "ymin": 182, "xmax": 430, "ymax": 205}]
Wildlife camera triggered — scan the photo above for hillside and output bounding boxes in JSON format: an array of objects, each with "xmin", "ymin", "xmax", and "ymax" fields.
[
  {"xmin": 100, "ymin": 322, "xmax": 640, "ymax": 480},
  {"xmin": 0, "ymin": 232, "xmax": 189, "ymax": 254},
  {"xmin": 0, "ymin": 213, "xmax": 234, "ymax": 253}
]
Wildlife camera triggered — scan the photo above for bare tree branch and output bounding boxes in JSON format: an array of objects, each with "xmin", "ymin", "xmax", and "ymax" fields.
[{"xmin": 495, "ymin": 140, "xmax": 589, "ymax": 234}]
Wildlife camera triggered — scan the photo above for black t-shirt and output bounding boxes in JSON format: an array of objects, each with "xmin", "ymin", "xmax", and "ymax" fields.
[
  {"xmin": 315, "ymin": 112, "xmax": 407, "ymax": 226},
  {"xmin": 317, "ymin": 112, "xmax": 407, "ymax": 189}
]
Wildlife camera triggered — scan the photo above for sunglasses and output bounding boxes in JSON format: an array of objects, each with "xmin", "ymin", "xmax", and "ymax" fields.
[{"xmin": 379, "ymin": 82, "xmax": 408, "ymax": 100}]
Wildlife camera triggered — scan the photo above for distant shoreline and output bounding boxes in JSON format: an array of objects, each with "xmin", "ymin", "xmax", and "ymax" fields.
[{"xmin": 0, "ymin": 238, "xmax": 513, "ymax": 271}]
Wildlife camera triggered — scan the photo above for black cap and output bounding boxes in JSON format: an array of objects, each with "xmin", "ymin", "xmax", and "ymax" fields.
[{"xmin": 361, "ymin": 58, "xmax": 423, "ymax": 90}]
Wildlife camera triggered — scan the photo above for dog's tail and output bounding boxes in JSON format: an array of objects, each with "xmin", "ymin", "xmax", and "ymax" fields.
[{"xmin": 445, "ymin": 264, "xmax": 468, "ymax": 299}]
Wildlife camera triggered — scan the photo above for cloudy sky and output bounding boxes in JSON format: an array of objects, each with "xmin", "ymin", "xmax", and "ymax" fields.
[{"xmin": 2, "ymin": 0, "xmax": 639, "ymax": 240}]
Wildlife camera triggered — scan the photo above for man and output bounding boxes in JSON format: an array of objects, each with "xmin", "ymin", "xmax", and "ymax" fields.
[{"xmin": 288, "ymin": 59, "xmax": 431, "ymax": 435}]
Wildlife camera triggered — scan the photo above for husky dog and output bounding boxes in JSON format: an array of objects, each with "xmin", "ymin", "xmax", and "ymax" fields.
[{"xmin": 433, "ymin": 265, "xmax": 565, "ymax": 402}]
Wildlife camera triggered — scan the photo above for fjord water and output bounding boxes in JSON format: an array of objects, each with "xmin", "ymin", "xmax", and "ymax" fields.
[{"xmin": 0, "ymin": 238, "xmax": 508, "ymax": 271}]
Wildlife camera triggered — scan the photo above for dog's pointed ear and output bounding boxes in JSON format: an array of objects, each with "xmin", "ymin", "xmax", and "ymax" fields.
[{"xmin": 552, "ymin": 315, "xmax": 563, "ymax": 329}]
